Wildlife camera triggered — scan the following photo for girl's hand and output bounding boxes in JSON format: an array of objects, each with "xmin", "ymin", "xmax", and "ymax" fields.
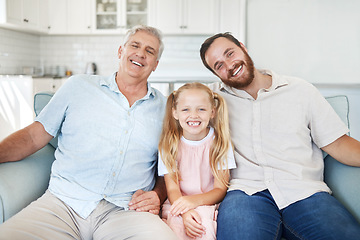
[
  {"xmin": 170, "ymin": 196, "xmax": 198, "ymax": 216},
  {"xmin": 182, "ymin": 210, "xmax": 206, "ymax": 239}
]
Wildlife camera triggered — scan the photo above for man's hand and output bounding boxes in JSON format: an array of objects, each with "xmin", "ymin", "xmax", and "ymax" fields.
[
  {"xmin": 128, "ymin": 189, "xmax": 161, "ymax": 215},
  {"xmin": 182, "ymin": 210, "xmax": 206, "ymax": 239}
]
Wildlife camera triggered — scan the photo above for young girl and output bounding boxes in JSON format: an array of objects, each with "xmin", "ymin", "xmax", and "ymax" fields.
[{"xmin": 158, "ymin": 82, "xmax": 236, "ymax": 240}]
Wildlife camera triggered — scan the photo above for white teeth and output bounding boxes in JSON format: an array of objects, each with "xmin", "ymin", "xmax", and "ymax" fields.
[
  {"xmin": 188, "ymin": 122, "xmax": 200, "ymax": 126},
  {"xmin": 131, "ymin": 60, "xmax": 143, "ymax": 67},
  {"xmin": 233, "ymin": 65, "xmax": 242, "ymax": 76}
]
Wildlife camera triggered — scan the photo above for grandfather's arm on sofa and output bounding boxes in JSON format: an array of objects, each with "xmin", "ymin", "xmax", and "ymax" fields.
[{"xmin": 0, "ymin": 144, "xmax": 56, "ymax": 223}]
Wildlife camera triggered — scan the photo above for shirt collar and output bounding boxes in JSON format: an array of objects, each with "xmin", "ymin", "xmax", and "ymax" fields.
[
  {"xmin": 100, "ymin": 72, "xmax": 155, "ymax": 100},
  {"xmin": 259, "ymin": 69, "xmax": 288, "ymax": 91},
  {"xmin": 219, "ymin": 69, "xmax": 289, "ymax": 98}
]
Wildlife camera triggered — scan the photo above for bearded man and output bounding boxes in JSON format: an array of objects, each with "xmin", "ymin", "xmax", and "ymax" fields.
[{"xmin": 200, "ymin": 33, "xmax": 360, "ymax": 240}]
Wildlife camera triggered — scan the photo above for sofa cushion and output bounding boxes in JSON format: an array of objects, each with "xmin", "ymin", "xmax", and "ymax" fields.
[{"xmin": 34, "ymin": 92, "xmax": 54, "ymax": 116}]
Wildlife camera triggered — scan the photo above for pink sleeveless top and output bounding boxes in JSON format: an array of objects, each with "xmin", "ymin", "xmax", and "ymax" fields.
[{"xmin": 177, "ymin": 128, "xmax": 215, "ymax": 196}]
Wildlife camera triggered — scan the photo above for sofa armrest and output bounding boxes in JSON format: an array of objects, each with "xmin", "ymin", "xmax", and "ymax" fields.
[
  {"xmin": 324, "ymin": 155, "xmax": 360, "ymax": 223},
  {"xmin": 0, "ymin": 144, "xmax": 56, "ymax": 223}
]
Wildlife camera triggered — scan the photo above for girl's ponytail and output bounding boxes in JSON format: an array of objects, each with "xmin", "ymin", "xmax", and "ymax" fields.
[
  {"xmin": 158, "ymin": 91, "xmax": 181, "ymax": 183},
  {"xmin": 210, "ymin": 92, "xmax": 232, "ymax": 187}
]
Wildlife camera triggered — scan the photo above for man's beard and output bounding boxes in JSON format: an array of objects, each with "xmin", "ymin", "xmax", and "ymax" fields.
[{"xmin": 222, "ymin": 51, "xmax": 255, "ymax": 90}]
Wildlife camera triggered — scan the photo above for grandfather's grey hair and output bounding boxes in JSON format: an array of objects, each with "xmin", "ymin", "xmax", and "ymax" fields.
[{"xmin": 123, "ymin": 25, "xmax": 164, "ymax": 61}]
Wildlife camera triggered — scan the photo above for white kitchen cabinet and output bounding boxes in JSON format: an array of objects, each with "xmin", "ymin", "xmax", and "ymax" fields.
[
  {"xmin": 149, "ymin": 0, "xmax": 219, "ymax": 34},
  {"xmin": 22, "ymin": 0, "xmax": 40, "ymax": 29},
  {"xmin": 5, "ymin": 0, "xmax": 23, "ymax": 26},
  {"xmin": 94, "ymin": 0, "xmax": 148, "ymax": 33},
  {"xmin": 48, "ymin": 0, "xmax": 92, "ymax": 34},
  {"xmin": 33, "ymin": 77, "xmax": 67, "ymax": 95},
  {"xmin": 0, "ymin": 0, "xmax": 48, "ymax": 33},
  {"xmin": 38, "ymin": 0, "xmax": 50, "ymax": 32}
]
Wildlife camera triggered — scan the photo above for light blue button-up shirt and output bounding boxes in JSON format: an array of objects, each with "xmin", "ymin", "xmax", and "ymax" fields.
[{"xmin": 35, "ymin": 73, "xmax": 166, "ymax": 219}]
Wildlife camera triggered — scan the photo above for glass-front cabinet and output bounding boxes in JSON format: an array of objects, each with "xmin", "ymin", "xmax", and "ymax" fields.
[{"xmin": 95, "ymin": 0, "xmax": 148, "ymax": 33}]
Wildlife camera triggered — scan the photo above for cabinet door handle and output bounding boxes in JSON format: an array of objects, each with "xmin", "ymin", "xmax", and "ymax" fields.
[{"xmin": 23, "ymin": 19, "xmax": 29, "ymax": 23}]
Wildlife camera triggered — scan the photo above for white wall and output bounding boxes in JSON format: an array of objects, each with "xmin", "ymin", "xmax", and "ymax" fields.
[
  {"xmin": 0, "ymin": 28, "xmax": 40, "ymax": 74},
  {"xmin": 247, "ymin": 0, "xmax": 360, "ymax": 84}
]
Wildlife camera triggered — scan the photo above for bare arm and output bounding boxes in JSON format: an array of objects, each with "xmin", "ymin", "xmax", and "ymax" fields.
[
  {"xmin": 152, "ymin": 175, "xmax": 167, "ymax": 205},
  {"xmin": 321, "ymin": 134, "xmax": 360, "ymax": 167},
  {"xmin": 128, "ymin": 176, "xmax": 167, "ymax": 215},
  {"xmin": 0, "ymin": 122, "xmax": 53, "ymax": 163},
  {"xmin": 164, "ymin": 173, "xmax": 183, "ymax": 205},
  {"xmin": 168, "ymin": 171, "xmax": 229, "ymax": 216}
]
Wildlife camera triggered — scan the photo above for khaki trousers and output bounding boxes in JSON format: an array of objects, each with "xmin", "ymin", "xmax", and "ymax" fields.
[{"xmin": 0, "ymin": 191, "xmax": 178, "ymax": 240}]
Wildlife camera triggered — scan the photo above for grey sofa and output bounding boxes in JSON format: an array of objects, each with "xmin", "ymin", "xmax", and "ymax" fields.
[{"xmin": 0, "ymin": 92, "xmax": 360, "ymax": 225}]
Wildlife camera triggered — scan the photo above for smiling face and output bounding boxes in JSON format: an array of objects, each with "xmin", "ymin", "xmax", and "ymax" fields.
[
  {"xmin": 118, "ymin": 30, "xmax": 160, "ymax": 81},
  {"xmin": 172, "ymin": 88, "xmax": 215, "ymax": 141},
  {"xmin": 205, "ymin": 37, "xmax": 255, "ymax": 90}
]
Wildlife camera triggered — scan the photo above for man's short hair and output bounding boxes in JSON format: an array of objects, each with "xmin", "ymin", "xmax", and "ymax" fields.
[
  {"xmin": 200, "ymin": 32, "xmax": 242, "ymax": 74},
  {"xmin": 123, "ymin": 25, "xmax": 164, "ymax": 61}
]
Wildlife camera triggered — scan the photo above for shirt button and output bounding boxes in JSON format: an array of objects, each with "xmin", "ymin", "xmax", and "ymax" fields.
[
  {"xmin": 103, "ymin": 194, "xmax": 107, "ymax": 198},
  {"xmin": 124, "ymin": 130, "xmax": 128, "ymax": 134},
  {"xmin": 120, "ymin": 151, "xmax": 123, "ymax": 154},
  {"xmin": 112, "ymin": 172, "xmax": 116, "ymax": 177}
]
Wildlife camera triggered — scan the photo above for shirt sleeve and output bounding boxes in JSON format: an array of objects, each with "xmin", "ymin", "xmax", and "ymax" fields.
[
  {"xmin": 157, "ymin": 151, "xmax": 169, "ymax": 176},
  {"xmin": 308, "ymin": 86, "xmax": 349, "ymax": 148},
  {"xmin": 227, "ymin": 146, "xmax": 237, "ymax": 170},
  {"xmin": 34, "ymin": 78, "xmax": 74, "ymax": 137},
  {"xmin": 218, "ymin": 141, "xmax": 237, "ymax": 170}
]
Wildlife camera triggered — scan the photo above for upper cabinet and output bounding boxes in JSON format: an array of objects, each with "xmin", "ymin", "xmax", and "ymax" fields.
[
  {"xmin": 0, "ymin": 0, "xmax": 48, "ymax": 33},
  {"xmin": 48, "ymin": 0, "xmax": 92, "ymax": 34},
  {"xmin": 218, "ymin": 0, "xmax": 247, "ymax": 43},
  {"xmin": 1, "ymin": 0, "xmax": 246, "ymax": 36},
  {"xmin": 149, "ymin": 0, "xmax": 218, "ymax": 35},
  {"xmin": 38, "ymin": 0, "xmax": 49, "ymax": 32},
  {"xmin": 94, "ymin": 0, "xmax": 148, "ymax": 33}
]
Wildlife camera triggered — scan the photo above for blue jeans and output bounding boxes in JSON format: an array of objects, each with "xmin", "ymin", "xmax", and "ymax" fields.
[{"xmin": 217, "ymin": 190, "xmax": 360, "ymax": 240}]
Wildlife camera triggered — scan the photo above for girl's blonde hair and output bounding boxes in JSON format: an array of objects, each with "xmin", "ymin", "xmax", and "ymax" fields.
[{"xmin": 158, "ymin": 82, "xmax": 231, "ymax": 187}]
